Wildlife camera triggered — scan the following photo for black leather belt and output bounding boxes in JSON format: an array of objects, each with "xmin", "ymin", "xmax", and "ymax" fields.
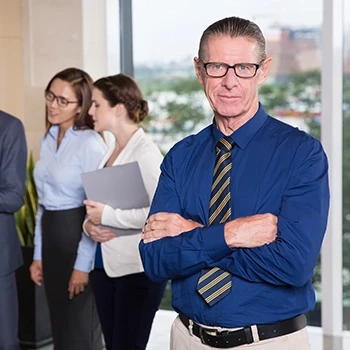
[{"xmin": 179, "ymin": 313, "xmax": 307, "ymax": 349}]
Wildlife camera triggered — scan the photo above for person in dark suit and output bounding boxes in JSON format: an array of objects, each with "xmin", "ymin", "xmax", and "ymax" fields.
[{"xmin": 0, "ymin": 110, "xmax": 27, "ymax": 350}]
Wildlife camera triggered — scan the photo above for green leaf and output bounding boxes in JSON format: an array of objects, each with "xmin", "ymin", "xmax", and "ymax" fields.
[{"xmin": 14, "ymin": 152, "xmax": 37, "ymax": 247}]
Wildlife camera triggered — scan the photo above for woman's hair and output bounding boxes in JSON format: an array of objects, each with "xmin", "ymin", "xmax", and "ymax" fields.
[
  {"xmin": 198, "ymin": 16, "xmax": 267, "ymax": 62},
  {"xmin": 45, "ymin": 67, "xmax": 94, "ymax": 131},
  {"xmin": 93, "ymin": 73, "xmax": 148, "ymax": 124}
]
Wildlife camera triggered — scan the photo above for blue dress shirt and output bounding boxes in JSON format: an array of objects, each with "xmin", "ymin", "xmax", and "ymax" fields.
[
  {"xmin": 33, "ymin": 125, "xmax": 107, "ymax": 272},
  {"xmin": 139, "ymin": 104, "xmax": 330, "ymax": 328}
]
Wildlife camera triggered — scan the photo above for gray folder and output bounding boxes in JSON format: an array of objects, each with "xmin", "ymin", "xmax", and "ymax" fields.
[{"xmin": 81, "ymin": 161, "xmax": 149, "ymax": 236}]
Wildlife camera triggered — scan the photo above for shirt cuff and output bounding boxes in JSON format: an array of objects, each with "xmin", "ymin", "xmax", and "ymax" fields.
[
  {"xmin": 82, "ymin": 218, "xmax": 90, "ymax": 236},
  {"xmin": 201, "ymin": 223, "xmax": 232, "ymax": 261},
  {"xmin": 73, "ymin": 255, "xmax": 93, "ymax": 273},
  {"xmin": 33, "ymin": 246, "xmax": 42, "ymax": 260}
]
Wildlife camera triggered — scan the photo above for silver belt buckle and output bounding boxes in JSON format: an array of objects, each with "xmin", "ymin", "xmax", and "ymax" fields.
[
  {"xmin": 199, "ymin": 326, "xmax": 205, "ymax": 344},
  {"xmin": 188, "ymin": 319, "xmax": 194, "ymax": 337}
]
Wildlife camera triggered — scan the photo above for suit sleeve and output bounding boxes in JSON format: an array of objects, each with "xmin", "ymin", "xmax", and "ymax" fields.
[{"xmin": 0, "ymin": 118, "xmax": 27, "ymax": 213}]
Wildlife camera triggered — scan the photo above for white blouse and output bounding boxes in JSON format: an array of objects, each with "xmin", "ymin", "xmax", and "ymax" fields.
[{"xmin": 87, "ymin": 128, "xmax": 163, "ymax": 278}]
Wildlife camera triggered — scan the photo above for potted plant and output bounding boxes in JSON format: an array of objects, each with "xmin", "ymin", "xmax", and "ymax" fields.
[{"xmin": 15, "ymin": 153, "xmax": 52, "ymax": 349}]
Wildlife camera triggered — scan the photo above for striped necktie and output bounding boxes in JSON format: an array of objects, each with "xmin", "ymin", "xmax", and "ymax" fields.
[{"xmin": 197, "ymin": 136, "xmax": 234, "ymax": 306}]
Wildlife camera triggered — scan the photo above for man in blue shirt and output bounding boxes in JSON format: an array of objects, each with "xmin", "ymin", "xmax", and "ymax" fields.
[{"xmin": 139, "ymin": 16, "xmax": 329, "ymax": 349}]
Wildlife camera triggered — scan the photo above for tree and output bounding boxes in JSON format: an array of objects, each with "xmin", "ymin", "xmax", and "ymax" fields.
[{"xmin": 139, "ymin": 77, "xmax": 210, "ymax": 153}]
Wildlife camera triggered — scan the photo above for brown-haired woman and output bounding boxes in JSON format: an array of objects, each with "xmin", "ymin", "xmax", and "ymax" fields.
[
  {"xmin": 83, "ymin": 73, "xmax": 167, "ymax": 350},
  {"xmin": 29, "ymin": 67, "xmax": 106, "ymax": 350}
]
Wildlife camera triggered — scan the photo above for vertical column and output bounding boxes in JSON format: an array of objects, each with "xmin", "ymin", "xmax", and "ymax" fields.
[
  {"xmin": 0, "ymin": 0, "xmax": 24, "ymax": 120},
  {"xmin": 82, "ymin": 0, "xmax": 108, "ymax": 80},
  {"xmin": 21, "ymin": 0, "xmax": 114, "ymax": 157},
  {"xmin": 119, "ymin": 0, "xmax": 133, "ymax": 76},
  {"xmin": 321, "ymin": 0, "xmax": 344, "ymax": 348},
  {"xmin": 106, "ymin": 0, "xmax": 121, "ymax": 75}
]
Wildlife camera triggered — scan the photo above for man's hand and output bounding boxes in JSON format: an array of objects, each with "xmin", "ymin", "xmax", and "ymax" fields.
[
  {"xmin": 30, "ymin": 260, "xmax": 43, "ymax": 286},
  {"xmin": 85, "ymin": 220, "xmax": 115, "ymax": 242},
  {"xmin": 142, "ymin": 212, "xmax": 204, "ymax": 243},
  {"xmin": 84, "ymin": 199, "xmax": 105, "ymax": 225},
  {"xmin": 224, "ymin": 213, "xmax": 278, "ymax": 248},
  {"xmin": 68, "ymin": 269, "xmax": 89, "ymax": 300}
]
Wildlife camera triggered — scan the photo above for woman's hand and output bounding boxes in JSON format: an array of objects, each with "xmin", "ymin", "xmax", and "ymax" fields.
[
  {"xmin": 85, "ymin": 220, "xmax": 115, "ymax": 243},
  {"xmin": 68, "ymin": 269, "xmax": 89, "ymax": 300},
  {"xmin": 30, "ymin": 260, "xmax": 43, "ymax": 286},
  {"xmin": 84, "ymin": 199, "xmax": 105, "ymax": 225}
]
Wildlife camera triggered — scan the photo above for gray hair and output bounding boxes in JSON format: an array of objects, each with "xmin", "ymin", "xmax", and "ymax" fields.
[{"xmin": 198, "ymin": 16, "xmax": 267, "ymax": 61}]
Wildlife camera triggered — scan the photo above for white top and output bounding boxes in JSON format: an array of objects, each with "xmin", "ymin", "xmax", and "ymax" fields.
[{"xmin": 87, "ymin": 128, "xmax": 163, "ymax": 277}]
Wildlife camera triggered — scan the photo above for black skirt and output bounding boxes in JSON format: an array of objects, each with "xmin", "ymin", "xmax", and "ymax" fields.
[{"xmin": 42, "ymin": 207, "xmax": 102, "ymax": 350}]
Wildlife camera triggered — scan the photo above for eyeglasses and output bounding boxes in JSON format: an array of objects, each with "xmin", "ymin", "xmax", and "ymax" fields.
[
  {"xmin": 45, "ymin": 91, "xmax": 79, "ymax": 108},
  {"xmin": 201, "ymin": 61, "xmax": 264, "ymax": 78}
]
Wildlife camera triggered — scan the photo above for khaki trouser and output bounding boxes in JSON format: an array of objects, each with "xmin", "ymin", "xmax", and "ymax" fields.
[{"xmin": 170, "ymin": 315, "xmax": 311, "ymax": 350}]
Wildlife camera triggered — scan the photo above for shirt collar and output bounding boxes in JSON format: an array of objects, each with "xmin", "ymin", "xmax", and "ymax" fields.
[
  {"xmin": 48, "ymin": 124, "xmax": 79, "ymax": 139},
  {"xmin": 211, "ymin": 103, "xmax": 268, "ymax": 150},
  {"xmin": 111, "ymin": 127, "xmax": 144, "ymax": 151}
]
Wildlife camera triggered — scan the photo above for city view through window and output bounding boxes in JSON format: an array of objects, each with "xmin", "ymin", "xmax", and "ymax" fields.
[{"xmin": 133, "ymin": 0, "xmax": 350, "ymax": 330}]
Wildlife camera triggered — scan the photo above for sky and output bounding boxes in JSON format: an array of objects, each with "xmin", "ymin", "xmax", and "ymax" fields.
[{"xmin": 132, "ymin": 0, "xmax": 348, "ymax": 64}]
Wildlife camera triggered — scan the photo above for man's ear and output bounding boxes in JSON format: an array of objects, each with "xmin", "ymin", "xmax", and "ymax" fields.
[
  {"xmin": 194, "ymin": 57, "xmax": 204, "ymax": 85},
  {"xmin": 257, "ymin": 57, "xmax": 272, "ymax": 86}
]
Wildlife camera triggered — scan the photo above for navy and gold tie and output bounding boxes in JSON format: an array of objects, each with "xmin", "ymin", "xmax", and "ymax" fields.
[{"xmin": 197, "ymin": 136, "xmax": 234, "ymax": 306}]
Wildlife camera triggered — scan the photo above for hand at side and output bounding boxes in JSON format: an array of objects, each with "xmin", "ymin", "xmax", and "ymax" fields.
[
  {"xmin": 68, "ymin": 269, "xmax": 88, "ymax": 300},
  {"xmin": 30, "ymin": 260, "xmax": 43, "ymax": 286}
]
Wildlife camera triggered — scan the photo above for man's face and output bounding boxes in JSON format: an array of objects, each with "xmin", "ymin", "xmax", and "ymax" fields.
[{"xmin": 194, "ymin": 35, "xmax": 271, "ymax": 123}]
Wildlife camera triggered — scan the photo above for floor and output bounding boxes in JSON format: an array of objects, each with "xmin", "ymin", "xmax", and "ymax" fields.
[{"xmin": 38, "ymin": 310, "xmax": 176, "ymax": 350}]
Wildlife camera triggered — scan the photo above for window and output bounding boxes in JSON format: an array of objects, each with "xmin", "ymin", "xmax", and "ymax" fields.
[{"xmin": 343, "ymin": 0, "xmax": 350, "ymax": 331}]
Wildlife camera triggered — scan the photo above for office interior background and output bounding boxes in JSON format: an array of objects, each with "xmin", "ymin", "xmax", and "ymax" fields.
[{"xmin": 0, "ymin": 0, "xmax": 348, "ymax": 349}]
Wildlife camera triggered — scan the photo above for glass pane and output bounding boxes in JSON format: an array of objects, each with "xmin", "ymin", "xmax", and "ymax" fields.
[
  {"xmin": 344, "ymin": 0, "xmax": 350, "ymax": 331},
  {"xmin": 133, "ymin": 0, "xmax": 322, "ymax": 325}
]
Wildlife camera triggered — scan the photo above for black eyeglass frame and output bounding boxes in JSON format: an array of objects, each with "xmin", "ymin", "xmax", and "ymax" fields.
[
  {"xmin": 200, "ymin": 60, "xmax": 265, "ymax": 79},
  {"xmin": 44, "ymin": 91, "xmax": 79, "ymax": 108}
]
